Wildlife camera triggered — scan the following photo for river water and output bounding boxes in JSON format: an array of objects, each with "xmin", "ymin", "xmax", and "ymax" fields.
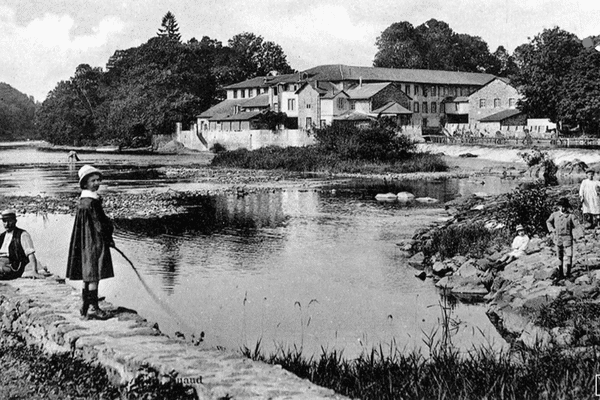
[{"xmin": 1, "ymin": 145, "xmax": 522, "ymax": 358}]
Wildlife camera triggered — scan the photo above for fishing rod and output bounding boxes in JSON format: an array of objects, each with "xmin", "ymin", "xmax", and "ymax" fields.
[{"xmin": 111, "ymin": 246, "xmax": 197, "ymax": 337}]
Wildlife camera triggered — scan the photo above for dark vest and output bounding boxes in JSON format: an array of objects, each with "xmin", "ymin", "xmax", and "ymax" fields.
[{"xmin": 0, "ymin": 227, "xmax": 29, "ymax": 277}]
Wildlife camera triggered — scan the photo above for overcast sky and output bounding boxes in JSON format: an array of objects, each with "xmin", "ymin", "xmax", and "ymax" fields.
[{"xmin": 1, "ymin": 0, "xmax": 598, "ymax": 102}]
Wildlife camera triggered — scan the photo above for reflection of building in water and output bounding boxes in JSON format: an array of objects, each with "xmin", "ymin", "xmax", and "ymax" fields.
[
  {"xmin": 280, "ymin": 189, "xmax": 320, "ymax": 216},
  {"xmin": 156, "ymin": 236, "xmax": 181, "ymax": 294}
]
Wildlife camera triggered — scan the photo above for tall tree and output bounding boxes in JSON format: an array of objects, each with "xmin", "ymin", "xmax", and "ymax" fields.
[
  {"xmin": 512, "ymin": 27, "xmax": 584, "ymax": 122},
  {"xmin": 373, "ymin": 21, "xmax": 425, "ymax": 69},
  {"xmin": 157, "ymin": 11, "xmax": 181, "ymax": 42},
  {"xmin": 490, "ymin": 46, "xmax": 519, "ymax": 77},
  {"xmin": 373, "ymin": 19, "xmax": 497, "ymax": 72},
  {"xmin": 558, "ymin": 49, "xmax": 600, "ymax": 134},
  {"xmin": 226, "ymin": 32, "xmax": 294, "ymax": 83}
]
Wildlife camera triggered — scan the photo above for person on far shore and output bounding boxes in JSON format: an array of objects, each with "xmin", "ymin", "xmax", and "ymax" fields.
[
  {"xmin": 494, "ymin": 224, "xmax": 530, "ymax": 269},
  {"xmin": 66, "ymin": 165, "xmax": 115, "ymax": 320},
  {"xmin": 579, "ymin": 168, "xmax": 600, "ymax": 229},
  {"xmin": 546, "ymin": 198, "xmax": 579, "ymax": 280},
  {"xmin": 0, "ymin": 210, "xmax": 47, "ymax": 280}
]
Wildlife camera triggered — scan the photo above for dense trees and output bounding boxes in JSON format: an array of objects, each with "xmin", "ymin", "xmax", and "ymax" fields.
[
  {"xmin": 374, "ymin": 19, "xmax": 500, "ymax": 74},
  {"xmin": 0, "ymin": 83, "xmax": 38, "ymax": 140},
  {"xmin": 37, "ymin": 12, "xmax": 293, "ymax": 146},
  {"xmin": 512, "ymin": 27, "xmax": 600, "ymax": 134}
]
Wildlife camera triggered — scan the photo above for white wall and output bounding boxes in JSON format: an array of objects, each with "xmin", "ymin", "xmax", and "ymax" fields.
[{"xmin": 174, "ymin": 128, "xmax": 316, "ymax": 151}]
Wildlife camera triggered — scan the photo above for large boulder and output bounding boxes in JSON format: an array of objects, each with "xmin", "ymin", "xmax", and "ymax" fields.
[
  {"xmin": 407, "ymin": 252, "xmax": 425, "ymax": 268},
  {"xmin": 396, "ymin": 192, "xmax": 415, "ymax": 202}
]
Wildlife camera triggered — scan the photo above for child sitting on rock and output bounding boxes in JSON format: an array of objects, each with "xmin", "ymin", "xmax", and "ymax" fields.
[
  {"xmin": 494, "ymin": 224, "xmax": 530, "ymax": 269},
  {"xmin": 546, "ymin": 197, "xmax": 579, "ymax": 280}
]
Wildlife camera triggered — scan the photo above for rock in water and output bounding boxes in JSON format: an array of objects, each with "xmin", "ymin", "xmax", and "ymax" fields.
[
  {"xmin": 415, "ymin": 197, "xmax": 439, "ymax": 204},
  {"xmin": 375, "ymin": 193, "xmax": 397, "ymax": 202},
  {"xmin": 396, "ymin": 192, "xmax": 415, "ymax": 202}
]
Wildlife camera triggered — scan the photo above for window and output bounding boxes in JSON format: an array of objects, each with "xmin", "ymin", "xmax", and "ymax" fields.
[
  {"xmin": 479, "ymin": 99, "xmax": 486, "ymax": 108},
  {"xmin": 431, "ymin": 86, "xmax": 437, "ymax": 97},
  {"xmin": 422, "ymin": 102, "xmax": 428, "ymax": 114},
  {"xmin": 240, "ymin": 89, "xmax": 245, "ymax": 98},
  {"xmin": 405, "ymin": 84, "xmax": 411, "ymax": 94},
  {"xmin": 287, "ymin": 99, "xmax": 295, "ymax": 111},
  {"xmin": 273, "ymin": 86, "xmax": 278, "ymax": 95},
  {"xmin": 414, "ymin": 85, "xmax": 419, "ymax": 96},
  {"xmin": 274, "ymin": 103, "xmax": 279, "ymax": 112},
  {"xmin": 249, "ymin": 88, "xmax": 255, "ymax": 97},
  {"xmin": 306, "ymin": 117, "xmax": 312, "ymax": 128},
  {"xmin": 233, "ymin": 90, "xmax": 238, "ymax": 99},
  {"xmin": 413, "ymin": 102, "xmax": 419, "ymax": 113},
  {"xmin": 337, "ymin": 98, "xmax": 345, "ymax": 109},
  {"xmin": 350, "ymin": 101, "xmax": 355, "ymax": 110},
  {"xmin": 509, "ymin": 98, "xmax": 516, "ymax": 107},
  {"xmin": 306, "ymin": 103, "xmax": 311, "ymax": 109},
  {"xmin": 494, "ymin": 98, "xmax": 501, "ymax": 108},
  {"xmin": 431, "ymin": 102, "xmax": 437, "ymax": 113},
  {"xmin": 423, "ymin": 86, "xmax": 428, "ymax": 97}
]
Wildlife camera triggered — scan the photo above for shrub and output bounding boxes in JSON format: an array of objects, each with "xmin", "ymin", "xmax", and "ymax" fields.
[
  {"xmin": 312, "ymin": 120, "xmax": 416, "ymax": 162},
  {"xmin": 427, "ymin": 222, "xmax": 494, "ymax": 260},
  {"xmin": 210, "ymin": 142, "xmax": 227, "ymax": 153},
  {"xmin": 504, "ymin": 182, "xmax": 553, "ymax": 236}
]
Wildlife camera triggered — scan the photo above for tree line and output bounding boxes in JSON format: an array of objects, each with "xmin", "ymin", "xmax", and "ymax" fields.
[
  {"xmin": 0, "ymin": 83, "xmax": 38, "ymax": 140},
  {"xmin": 374, "ymin": 20, "xmax": 600, "ymax": 134},
  {"xmin": 4, "ymin": 13, "xmax": 599, "ymax": 145},
  {"xmin": 36, "ymin": 12, "xmax": 294, "ymax": 147}
]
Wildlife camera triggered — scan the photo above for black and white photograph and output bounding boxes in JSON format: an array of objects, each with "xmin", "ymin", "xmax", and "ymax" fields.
[{"xmin": 0, "ymin": 1, "xmax": 599, "ymax": 398}]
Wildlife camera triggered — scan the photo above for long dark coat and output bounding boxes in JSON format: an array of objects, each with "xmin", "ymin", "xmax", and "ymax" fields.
[{"xmin": 66, "ymin": 197, "xmax": 114, "ymax": 282}]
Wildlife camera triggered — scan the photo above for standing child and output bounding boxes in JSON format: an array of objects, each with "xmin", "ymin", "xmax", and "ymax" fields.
[
  {"xmin": 546, "ymin": 197, "xmax": 579, "ymax": 280},
  {"xmin": 66, "ymin": 165, "xmax": 114, "ymax": 319},
  {"xmin": 579, "ymin": 169, "xmax": 600, "ymax": 228}
]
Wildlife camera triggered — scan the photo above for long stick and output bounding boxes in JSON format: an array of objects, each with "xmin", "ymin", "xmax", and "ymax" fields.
[{"xmin": 112, "ymin": 246, "xmax": 195, "ymax": 334}]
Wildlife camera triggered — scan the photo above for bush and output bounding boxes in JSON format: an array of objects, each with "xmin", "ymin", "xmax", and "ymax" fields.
[
  {"xmin": 312, "ymin": 120, "xmax": 416, "ymax": 162},
  {"xmin": 504, "ymin": 182, "xmax": 553, "ymax": 236},
  {"xmin": 427, "ymin": 222, "xmax": 494, "ymax": 260},
  {"xmin": 210, "ymin": 142, "xmax": 227, "ymax": 153}
]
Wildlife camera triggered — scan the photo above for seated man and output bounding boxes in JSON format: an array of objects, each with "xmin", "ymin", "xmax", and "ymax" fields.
[{"xmin": 0, "ymin": 209, "xmax": 44, "ymax": 280}]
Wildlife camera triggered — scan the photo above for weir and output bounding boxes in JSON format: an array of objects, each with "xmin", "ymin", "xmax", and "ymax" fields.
[{"xmin": 0, "ymin": 278, "xmax": 346, "ymax": 399}]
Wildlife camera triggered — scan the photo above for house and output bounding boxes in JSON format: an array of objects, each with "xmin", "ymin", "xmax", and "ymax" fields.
[
  {"xmin": 467, "ymin": 77, "xmax": 521, "ymax": 124},
  {"xmin": 478, "ymin": 109, "xmax": 526, "ymax": 132},
  {"xmin": 179, "ymin": 64, "xmax": 507, "ymax": 150}
]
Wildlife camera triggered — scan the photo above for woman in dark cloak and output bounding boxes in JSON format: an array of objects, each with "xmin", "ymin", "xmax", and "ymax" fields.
[{"xmin": 66, "ymin": 165, "xmax": 114, "ymax": 319}]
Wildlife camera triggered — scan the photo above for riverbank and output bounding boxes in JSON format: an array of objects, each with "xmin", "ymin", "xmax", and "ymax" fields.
[{"xmin": 0, "ymin": 277, "xmax": 345, "ymax": 399}]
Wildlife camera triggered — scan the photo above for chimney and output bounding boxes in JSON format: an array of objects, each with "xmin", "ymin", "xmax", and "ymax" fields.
[{"xmin": 359, "ymin": 77, "xmax": 362, "ymax": 87}]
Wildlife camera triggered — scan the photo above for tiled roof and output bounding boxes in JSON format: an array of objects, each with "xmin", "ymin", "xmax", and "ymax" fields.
[
  {"xmin": 479, "ymin": 109, "xmax": 522, "ymax": 122},
  {"xmin": 372, "ymin": 101, "xmax": 412, "ymax": 115},
  {"xmin": 214, "ymin": 111, "xmax": 263, "ymax": 121},
  {"xmin": 198, "ymin": 99, "xmax": 246, "ymax": 118},
  {"xmin": 345, "ymin": 82, "xmax": 391, "ymax": 99},
  {"xmin": 333, "ymin": 110, "xmax": 376, "ymax": 121},
  {"xmin": 241, "ymin": 93, "xmax": 269, "ymax": 108},
  {"xmin": 267, "ymin": 72, "xmax": 302, "ymax": 84},
  {"xmin": 301, "ymin": 64, "xmax": 495, "ymax": 86},
  {"xmin": 223, "ymin": 77, "xmax": 270, "ymax": 90}
]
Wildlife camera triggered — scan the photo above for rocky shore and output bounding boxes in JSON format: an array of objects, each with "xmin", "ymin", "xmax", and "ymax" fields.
[{"xmin": 402, "ymin": 165, "xmax": 600, "ymax": 349}]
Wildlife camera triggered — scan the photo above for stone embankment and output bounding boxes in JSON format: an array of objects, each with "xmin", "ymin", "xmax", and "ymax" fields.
[{"xmin": 0, "ymin": 278, "xmax": 346, "ymax": 399}]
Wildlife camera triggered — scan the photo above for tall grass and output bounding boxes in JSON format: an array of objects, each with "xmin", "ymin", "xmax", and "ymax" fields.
[
  {"xmin": 426, "ymin": 222, "xmax": 496, "ymax": 260},
  {"xmin": 242, "ymin": 336, "xmax": 598, "ymax": 399}
]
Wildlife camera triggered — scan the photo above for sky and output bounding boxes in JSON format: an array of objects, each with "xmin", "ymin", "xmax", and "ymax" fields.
[{"xmin": 1, "ymin": 0, "xmax": 598, "ymax": 102}]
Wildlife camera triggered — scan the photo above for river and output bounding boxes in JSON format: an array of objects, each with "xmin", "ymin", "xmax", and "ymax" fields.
[{"xmin": 1, "ymin": 145, "xmax": 522, "ymax": 359}]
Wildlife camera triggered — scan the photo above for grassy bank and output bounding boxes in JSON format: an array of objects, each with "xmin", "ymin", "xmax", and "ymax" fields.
[
  {"xmin": 211, "ymin": 145, "xmax": 448, "ymax": 174},
  {"xmin": 243, "ymin": 339, "xmax": 596, "ymax": 399},
  {"xmin": 0, "ymin": 332, "xmax": 196, "ymax": 399}
]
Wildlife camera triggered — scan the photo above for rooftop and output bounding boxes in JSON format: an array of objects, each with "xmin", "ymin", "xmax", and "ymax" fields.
[
  {"xmin": 301, "ymin": 64, "xmax": 496, "ymax": 86},
  {"xmin": 479, "ymin": 109, "xmax": 523, "ymax": 122},
  {"xmin": 372, "ymin": 101, "xmax": 412, "ymax": 115},
  {"xmin": 345, "ymin": 82, "xmax": 392, "ymax": 100}
]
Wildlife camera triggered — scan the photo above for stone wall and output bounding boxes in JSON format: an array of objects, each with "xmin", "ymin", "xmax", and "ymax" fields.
[
  {"xmin": 0, "ymin": 278, "xmax": 345, "ymax": 400},
  {"xmin": 175, "ymin": 128, "xmax": 316, "ymax": 152}
]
